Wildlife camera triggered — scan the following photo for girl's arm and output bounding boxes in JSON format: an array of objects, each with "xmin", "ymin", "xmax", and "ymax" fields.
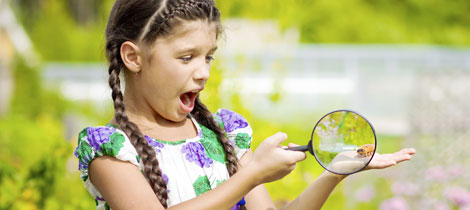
[
  {"xmin": 242, "ymin": 146, "xmax": 416, "ymax": 210},
  {"xmin": 89, "ymin": 132, "xmax": 306, "ymax": 210},
  {"xmin": 239, "ymin": 149, "xmax": 345, "ymax": 210}
]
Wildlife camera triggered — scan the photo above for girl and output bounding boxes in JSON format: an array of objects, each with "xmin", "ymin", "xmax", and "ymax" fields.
[{"xmin": 74, "ymin": 0, "xmax": 416, "ymax": 209}]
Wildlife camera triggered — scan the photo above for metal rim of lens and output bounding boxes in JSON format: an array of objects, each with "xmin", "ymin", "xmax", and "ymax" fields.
[{"xmin": 310, "ymin": 109, "xmax": 377, "ymax": 175}]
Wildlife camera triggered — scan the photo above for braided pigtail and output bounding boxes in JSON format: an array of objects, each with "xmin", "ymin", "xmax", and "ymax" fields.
[
  {"xmin": 106, "ymin": 0, "xmax": 232, "ymax": 208},
  {"xmin": 191, "ymin": 97, "xmax": 239, "ymax": 176},
  {"xmin": 192, "ymin": 97, "xmax": 247, "ymax": 210},
  {"xmin": 107, "ymin": 44, "xmax": 169, "ymax": 208}
]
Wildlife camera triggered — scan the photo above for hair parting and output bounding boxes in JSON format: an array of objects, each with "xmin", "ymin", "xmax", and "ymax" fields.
[{"xmin": 139, "ymin": 0, "xmax": 169, "ymax": 41}]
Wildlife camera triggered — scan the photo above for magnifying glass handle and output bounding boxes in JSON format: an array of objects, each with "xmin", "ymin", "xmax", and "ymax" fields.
[{"xmin": 285, "ymin": 145, "xmax": 309, "ymax": 152}]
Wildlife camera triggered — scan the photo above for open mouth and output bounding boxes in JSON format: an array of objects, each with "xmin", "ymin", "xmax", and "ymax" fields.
[{"xmin": 179, "ymin": 90, "xmax": 199, "ymax": 113}]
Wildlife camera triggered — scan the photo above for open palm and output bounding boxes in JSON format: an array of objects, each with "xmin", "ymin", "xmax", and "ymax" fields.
[
  {"xmin": 326, "ymin": 148, "xmax": 416, "ymax": 174},
  {"xmin": 365, "ymin": 148, "xmax": 416, "ymax": 170}
]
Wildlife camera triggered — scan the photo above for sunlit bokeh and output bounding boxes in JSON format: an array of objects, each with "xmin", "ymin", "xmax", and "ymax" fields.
[{"xmin": 1, "ymin": 0, "xmax": 469, "ymax": 209}]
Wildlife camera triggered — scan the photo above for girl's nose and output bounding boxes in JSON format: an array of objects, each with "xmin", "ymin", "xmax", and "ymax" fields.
[{"xmin": 193, "ymin": 62, "xmax": 210, "ymax": 82}]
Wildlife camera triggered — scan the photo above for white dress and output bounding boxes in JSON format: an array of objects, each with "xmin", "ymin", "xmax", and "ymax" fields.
[{"xmin": 74, "ymin": 109, "xmax": 252, "ymax": 210}]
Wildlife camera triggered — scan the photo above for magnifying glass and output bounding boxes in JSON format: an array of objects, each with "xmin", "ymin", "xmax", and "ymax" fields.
[{"xmin": 286, "ymin": 110, "xmax": 376, "ymax": 175}]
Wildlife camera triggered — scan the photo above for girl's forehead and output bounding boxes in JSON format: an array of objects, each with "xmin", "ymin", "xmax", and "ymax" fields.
[{"xmin": 154, "ymin": 20, "xmax": 218, "ymax": 48}]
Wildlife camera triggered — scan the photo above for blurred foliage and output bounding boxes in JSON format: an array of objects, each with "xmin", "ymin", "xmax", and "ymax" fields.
[
  {"xmin": 0, "ymin": 56, "xmax": 95, "ymax": 210},
  {"xmin": 4, "ymin": 0, "xmax": 460, "ymax": 209},
  {"xmin": 10, "ymin": 0, "xmax": 470, "ymax": 62},
  {"xmin": 217, "ymin": 0, "xmax": 470, "ymax": 45},
  {"xmin": 12, "ymin": 0, "xmax": 113, "ymax": 62}
]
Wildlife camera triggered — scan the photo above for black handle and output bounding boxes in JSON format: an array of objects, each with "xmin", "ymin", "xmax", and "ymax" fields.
[{"xmin": 285, "ymin": 145, "xmax": 309, "ymax": 152}]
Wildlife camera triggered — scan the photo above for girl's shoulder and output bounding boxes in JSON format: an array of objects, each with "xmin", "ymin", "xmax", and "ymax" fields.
[
  {"xmin": 74, "ymin": 125, "xmax": 142, "ymax": 178},
  {"xmin": 213, "ymin": 108, "xmax": 251, "ymax": 133},
  {"xmin": 213, "ymin": 109, "xmax": 253, "ymax": 159}
]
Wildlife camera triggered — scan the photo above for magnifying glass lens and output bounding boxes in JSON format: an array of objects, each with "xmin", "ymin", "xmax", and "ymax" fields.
[
  {"xmin": 285, "ymin": 110, "xmax": 376, "ymax": 175},
  {"xmin": 311, "ymin": 110, "xmax": 376, "ymax": 175}
]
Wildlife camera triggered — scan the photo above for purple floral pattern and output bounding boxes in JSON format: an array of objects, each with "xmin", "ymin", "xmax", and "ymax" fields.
[
  {"xmin": 162, "ymin": 173, "xmax": 169, "ymax": 184},
  {"xmin": 230, "ymin": 205, "xmax": 240, "ymax": 210},
  {"xmin": 75, "ymin": 138, "xmax": 92, "ymax": 171},
  {"xmin": 217, "ymin": 109, "xmax": 248, "ymax": 133},
  {"xmin": 162, "ymin": 173, "xmax": 171, "ymax": 193},
  {"xmin": 76, "ymin": 111, "xmax": 253, "ymax": 209},
  {"xmin": 145, "ymin": 136, "xmax": 165, "ymax": 153},
  {"xmin": 181, "ymin": 142, "xmax": 213, "ymax": 168},
  {"xmin": 87, "ymin": 127, "xmax": 116, "ymax": 152},
  {"xmin": 75, "ymin": 127, "xmax": 122, "ymax": 172}
]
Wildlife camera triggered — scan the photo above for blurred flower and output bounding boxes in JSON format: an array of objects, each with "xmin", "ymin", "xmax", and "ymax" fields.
[
  {"xmin": 379, "ymin": 197, "xmax": 410, "ymax": 210},
  {"xmin": 355, "ymin": 185, "xmax": 375, "ymax": 202},
  {"xmin": 425, "ymin": 166, "xmax": 448, "ymax": 181},
  {"xmin": 447, "ymin": 165, "xmax": 465, "ymax": 179},
  {"xmin": 433, "ymin": 202, "xmax": 450, "ymax": 210},
  {"xmin": 460, "ymin": 205, "xmax": 470, "ymax": 210},
  {"xmin": 444, "ymin": 187, "xmax": 470, "ymax": 207},
  {"xmin": 392, "ymin": 181, "xmax": 419, "ymax": 196}
]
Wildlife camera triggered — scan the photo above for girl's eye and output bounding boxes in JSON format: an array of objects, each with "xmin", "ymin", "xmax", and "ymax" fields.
[
  {"xmin": 181, "ymin": 56, "xmax": 192, "ymax": 62},
  {"xmin": 206, "ymin": 55, "xmax": 215, "ymax": 63}
]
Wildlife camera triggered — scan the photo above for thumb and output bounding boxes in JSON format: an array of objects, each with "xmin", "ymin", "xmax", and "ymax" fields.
[
  {"xmin": 285, "ymin": 143, "xmax": 307, "ymax": 161},
  {"xmin": 287, "ymin": 143, "xmax": 300, "ymax": 147},
  {"xmin": 283, "ymin": 149, "xmax": 307, "ymax": 162}
]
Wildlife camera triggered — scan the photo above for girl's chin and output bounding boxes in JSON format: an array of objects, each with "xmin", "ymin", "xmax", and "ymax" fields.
[{"xmin": 160, "ymin": 113, "xmax": 188, "ymax": 124}]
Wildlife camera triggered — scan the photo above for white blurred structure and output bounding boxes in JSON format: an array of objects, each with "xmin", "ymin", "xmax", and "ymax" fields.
[
  {"xmin": 0, "ymin": 0, "xmax": 38, "ymax": 116},
  {"xmin": 42, "ymin": 19, "xmax": 470, "ymax": 136},
  {"xmin": 218, "ymin": 19, "xmax": 470, "ymax": 135}
]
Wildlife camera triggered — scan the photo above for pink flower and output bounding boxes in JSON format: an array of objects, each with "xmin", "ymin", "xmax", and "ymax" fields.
[
  {"xmin": 433, "ymin": 202, "xmax": 449, "ymax": 210},
  {"xmin": 392, "ymin": 181, "xmax": 419, "ymax": 196},
  {"xmin": 447, "ymin": 165, "xmax": 465, "ymax": 179},
  {"xmin": 445, "ymin": 187, "xmax": 470, "ymax": 207},
  {"xmin": 425, "ymin": 166, "xmax": 448, "ymax": 181},
  {"xmin": 355, "ymin": 186, "xmax": 375, "ymax": 202},
  {"xmin": 380, "ymin": 197, "xmax": 410, "ymax": 210}
]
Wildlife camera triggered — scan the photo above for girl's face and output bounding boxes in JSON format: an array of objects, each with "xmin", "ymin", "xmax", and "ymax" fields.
[{"xmin": 138, "ymin": 20, "xmax": 218, "ymax": 123}]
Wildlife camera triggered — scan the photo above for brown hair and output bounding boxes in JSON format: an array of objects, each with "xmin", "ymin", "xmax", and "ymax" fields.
[{"xmin": 105, "ymin": 0, "xmax": 239, "ymax": 208}]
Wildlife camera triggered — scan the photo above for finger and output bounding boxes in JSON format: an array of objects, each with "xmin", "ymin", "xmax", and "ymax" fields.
[
  {"xmin": 369, "ymin": 160, "xmax": 396, "ymax": 169},
  {"xmin": 402, "ymin": 148, "xmax": 416, "ymax": 155},
  {"xmin": 394, "ymin": 148, "xmax": 416, "ymax": 156},
  {"xmin": 288, "ymin": 163, "xmax": 297, "ymax": 172},
  {"xmin": 266, "ymin": 132, "xmax": 288, "ymax": 146},
  {"xmin": 393, "ymin": 153, "xmax": 413, "ymax": 163},
  {"xmin": 287, "ymin": 149, "xmax": 307, "ymax": 162},
  {"xmin": 287, "ymin": 143, "xmax": 300, "ymax": 147}
]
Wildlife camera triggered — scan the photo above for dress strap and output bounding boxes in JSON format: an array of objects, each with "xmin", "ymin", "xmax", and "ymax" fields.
[{"xmin": 188, "ymin": 114, "xmax": 203, "ymax": 138}]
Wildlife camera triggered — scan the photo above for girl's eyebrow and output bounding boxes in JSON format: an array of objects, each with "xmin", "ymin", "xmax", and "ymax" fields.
[
  {"xmin": 175, "ymin": 45, "xmax": 218, "ymax": 53},
  {"xmin": 209, "ymin": 46, "xmax": 218, "ymax": 53}
]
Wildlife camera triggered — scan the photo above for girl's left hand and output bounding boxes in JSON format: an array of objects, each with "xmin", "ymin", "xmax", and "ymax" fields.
[
  {"xmin": 365, "ymin": 148, "xmax": 416, "ymax": 170},
  {"xmin": 326, "ymin": 148, "xmax": 416, "ymax": 174}
]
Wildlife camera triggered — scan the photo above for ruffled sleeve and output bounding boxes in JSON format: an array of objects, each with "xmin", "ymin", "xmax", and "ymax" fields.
[
  {"xmin": 214, "ymin": 109, "xmax": 253, "ymax": 160},
  {"xmin": 74, "ymin": 126, "xmax": 142, "ymax": 183}
]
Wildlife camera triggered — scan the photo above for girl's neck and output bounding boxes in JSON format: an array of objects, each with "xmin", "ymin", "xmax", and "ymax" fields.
[{"xmin": 109, "ymin": 90, "xmax": 198, "ymax": 142}]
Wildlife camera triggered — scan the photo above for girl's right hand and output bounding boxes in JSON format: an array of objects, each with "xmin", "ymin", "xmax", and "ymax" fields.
[{"xmin": 247, "ymin": 132, "xmax": 306, "ymax": 184}]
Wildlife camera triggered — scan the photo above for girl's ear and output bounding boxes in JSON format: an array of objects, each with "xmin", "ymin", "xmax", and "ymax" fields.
[{"xmin": 121, "ymin": 41, "xmax": 143, "ymax": 73}]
